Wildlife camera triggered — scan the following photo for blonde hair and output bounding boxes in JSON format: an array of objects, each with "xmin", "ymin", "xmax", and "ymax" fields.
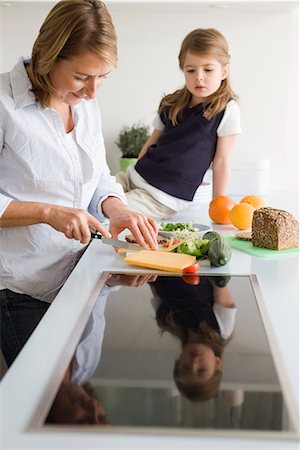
[
  {"xmin": 159, "ymin": 28, "xmax": 238, "ymax": 124},
  {"xmin": 29, "ymin": 0, "xmax": 117, "ymax": 106}
]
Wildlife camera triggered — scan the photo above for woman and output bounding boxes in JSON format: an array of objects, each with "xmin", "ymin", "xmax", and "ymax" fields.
[{"xmin": 0, "ymin": 0, "xmax": 157, "ymax": 303}]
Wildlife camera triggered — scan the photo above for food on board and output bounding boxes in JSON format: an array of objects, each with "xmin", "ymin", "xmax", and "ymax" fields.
[
  {"xmin": 124, "ymin": 227, "xmax": 231, "ymax": 268},
  {"xmin": 235, "ymin": 230, "xmax": 252, "ymax": 241},
  {"xmin": 209, "ymin": 195, "xmax": 236, "ymax": 224},
  {"xmin": 202, "ymin": 231, "xmax": 232, "ymax": 266},
  {"xmin": 252, "ymin": 207, "xmax": 299, "ymax": 250},
  {"xmin": 159, "ymin": 222, "xmax": 199, "ymax": 232},
  {"xmin": 125, "ymin": 234, "xmax": 169, "ymax": 245},
  {"xmin": 124, "ymin": 251, "xmax": 196, "ymax": 272}
]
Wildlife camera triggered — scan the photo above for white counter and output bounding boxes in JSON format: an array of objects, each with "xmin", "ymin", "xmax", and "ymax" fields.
[{"xmin": 0, "ymin": 207, "xmax": 299, "ymax": 449}]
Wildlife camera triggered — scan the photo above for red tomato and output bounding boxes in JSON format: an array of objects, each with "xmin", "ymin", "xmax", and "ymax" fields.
[
  {"xmin": 182, "ymin": 275, "xmax": 201, "ymax": 285},
  {"xmin": 163, "ymin": 242, "xmax": 170, "ymax": 248},
  {"xmin": 182, "ymin": 262, "xmax": 200, "ymax": 274}
]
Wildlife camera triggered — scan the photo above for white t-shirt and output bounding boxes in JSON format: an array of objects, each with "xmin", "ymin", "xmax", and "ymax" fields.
[{"xmin": 129, "ymin": 99, "xmax": 242, "ymax": 212}]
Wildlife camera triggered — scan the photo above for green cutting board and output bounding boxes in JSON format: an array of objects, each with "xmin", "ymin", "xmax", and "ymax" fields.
[{"xmin": 226, "ymin": 235, "xmax": 299, "ymax": 259}]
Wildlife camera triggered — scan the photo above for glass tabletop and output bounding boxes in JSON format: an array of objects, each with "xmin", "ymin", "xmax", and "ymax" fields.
[{"xmin": 29, "ymin": 272, "xmax": 294, "ymax": 435}]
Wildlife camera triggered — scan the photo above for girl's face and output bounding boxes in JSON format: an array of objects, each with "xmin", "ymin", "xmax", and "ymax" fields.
[
  {"xmin": 178, "ymin": 343, "xmax": 222, "ymax": 385},
  {"xmin": 183, "ymin": 51, "xmax": 229, "ymax": 106},
  {"xmin": 48, "ymin": 51, "xmax": 112, "ymax": 105}
]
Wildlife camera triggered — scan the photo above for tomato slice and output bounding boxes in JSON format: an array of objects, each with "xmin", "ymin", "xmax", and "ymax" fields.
[
  {"xmin": 182, "ymin": 262, "xmax": 200, "ymax": 274},
  {"xmin": 182, "ymin": 275, "xmax": 201, "ymax": 285}
]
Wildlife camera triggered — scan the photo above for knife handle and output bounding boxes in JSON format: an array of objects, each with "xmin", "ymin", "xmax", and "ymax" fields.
[{"xmin": 90, "ymin": 231, "xmax": 103, "ymax": 240}]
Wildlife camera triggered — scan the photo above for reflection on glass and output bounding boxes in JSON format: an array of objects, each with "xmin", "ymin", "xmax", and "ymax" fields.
[
  {"xmin": 43, "ymin": 274, "xmax": 288, "ymax": 433},
  {"xmin": 151, "ymin": 275, "xmax": 234, "ymax": 402}
]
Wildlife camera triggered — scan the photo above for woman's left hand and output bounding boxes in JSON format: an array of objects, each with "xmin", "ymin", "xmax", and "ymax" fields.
[{"xmin": 101, "ymin": 197, "xmax": 158, "ymax": 249}]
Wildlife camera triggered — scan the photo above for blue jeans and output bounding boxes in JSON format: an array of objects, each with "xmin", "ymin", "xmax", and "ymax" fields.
[{"xmin": 0, "ymin": 289, "xmax": 50, "ymax": 368}]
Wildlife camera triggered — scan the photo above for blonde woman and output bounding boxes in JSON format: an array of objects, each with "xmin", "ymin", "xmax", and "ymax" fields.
[
  {"xmin": 0, "ymin": 0, "xmax": 157, "ymax": 304},
  {"xmin": 117, "ymin": 28, "xmax": 242, "ymax": 219}
]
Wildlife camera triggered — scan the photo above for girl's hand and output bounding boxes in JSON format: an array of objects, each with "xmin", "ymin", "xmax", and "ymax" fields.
[
  {"xmin": 44, "ymin": 205, "xmax": 110, "ymax": 244},
  {"xmin": 102, "ymin": 197, "xmax": 158, "ymax": 249}
]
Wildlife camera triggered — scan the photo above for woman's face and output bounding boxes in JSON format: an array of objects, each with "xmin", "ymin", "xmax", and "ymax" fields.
[
  {"xmin": 177, "ymin": 343, "xmax": 222, "ymax": 384},
  {"xmin": 183, "ymin": 51, "xmax": 229, "ymax": 105},
  {"xmin": 48, "ymin": 51, "xmax": 112, "ymax": 105}
]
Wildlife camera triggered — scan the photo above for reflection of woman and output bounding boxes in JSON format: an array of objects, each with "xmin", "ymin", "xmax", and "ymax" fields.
[
  {"xmin": 150, "ymin": 276, "xmax": 236, "ymax": 401},
  {"xmin": 46, "ymin": 362, "xmax": 109, "ymax": 425},
  {"xmin": 46, "ymin": 274, "xmax": 157, "ymax": 424}
]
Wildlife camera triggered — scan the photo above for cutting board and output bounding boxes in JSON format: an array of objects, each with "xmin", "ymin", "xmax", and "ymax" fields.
[{"xmin": 226, "ymin": 235, "xmax": 299, "ymax": 259}]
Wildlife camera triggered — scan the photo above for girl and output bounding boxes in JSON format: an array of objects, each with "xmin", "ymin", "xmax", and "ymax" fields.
[{"xmin": 116, "ymin": 28, "xmax": 242, "ymax": 220}]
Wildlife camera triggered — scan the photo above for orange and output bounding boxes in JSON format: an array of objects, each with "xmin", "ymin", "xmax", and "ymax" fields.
[
  {"xmin": 240, "ymin": 195, "xmax": 266, "ymax": 210},
  {"xmin": 229, "ymin": 203, "xmax": 256, "ymax": 230},
  {"xmin": 209, "ymin": 196, "xmax": 236, "ymax": 224}
]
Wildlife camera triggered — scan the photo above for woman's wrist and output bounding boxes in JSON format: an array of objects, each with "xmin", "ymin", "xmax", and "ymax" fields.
[{"xmin": 101, "ymin": 196, "xmax": 127, "ymax": 218}]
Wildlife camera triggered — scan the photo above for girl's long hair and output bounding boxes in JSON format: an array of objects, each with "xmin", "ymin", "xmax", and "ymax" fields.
[
  {"xmin": 159, "ymin": 313, "xmax": 228, "ymax": 402},
  {"xmin": 29, "ymin": 0, "xmax": 117, "ymax": 106},
  {"xmin": 159, "ymin": 28, "xmax": 238, "ymax": 124}
]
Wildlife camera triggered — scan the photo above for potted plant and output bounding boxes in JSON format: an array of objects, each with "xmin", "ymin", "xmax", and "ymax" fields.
[{"xmin": 116, "ymin": 122, "xmax": 150, "ymax": 172}]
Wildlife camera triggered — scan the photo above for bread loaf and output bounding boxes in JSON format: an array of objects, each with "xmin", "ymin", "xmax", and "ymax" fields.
[{"xmin": 252, "ymin": 207, "xmax": 299, "ymax": 250}]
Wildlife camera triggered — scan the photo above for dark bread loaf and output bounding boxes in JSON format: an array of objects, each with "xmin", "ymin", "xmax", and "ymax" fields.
[{"xmin": 252, "ymin": 207, "xmax": 299, "ymax": 250}]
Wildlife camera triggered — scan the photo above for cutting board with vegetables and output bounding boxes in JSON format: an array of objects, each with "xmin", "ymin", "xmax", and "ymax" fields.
[{"xmin": 226, "ymin": 235, "xmax": 299, "ymax": 259}]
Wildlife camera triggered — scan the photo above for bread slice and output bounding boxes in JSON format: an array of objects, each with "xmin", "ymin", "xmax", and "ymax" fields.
[
  {"xmin": 125, "ymin": 234, "xmax": 170, "ymax": 245},
  {"xmin": 235, "ymin": 230, "xmax": 252, "ymax": 241}
]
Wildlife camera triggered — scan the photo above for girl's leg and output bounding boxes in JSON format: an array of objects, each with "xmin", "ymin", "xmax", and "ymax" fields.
[
  {"xmin": 125, "ymin": 188, "xmax": 176, "ymax": 220},
  {"xmin": 115, "ymin": 171, "xmax": 135, "ymax": 192}
]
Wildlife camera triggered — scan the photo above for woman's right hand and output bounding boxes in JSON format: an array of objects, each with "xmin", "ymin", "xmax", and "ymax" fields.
[
  {"xmin": 0, "ymin": 201, "xmax": 108, "ymax": 244},
  {"xmin": 44, "ymin": 204, "xmax": 109, "ymax": 244}
]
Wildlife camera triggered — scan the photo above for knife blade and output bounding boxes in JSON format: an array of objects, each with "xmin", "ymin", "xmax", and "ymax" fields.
[{"xmin": 90, "ymin": 231, "xmax": 143, "ymax": 251}]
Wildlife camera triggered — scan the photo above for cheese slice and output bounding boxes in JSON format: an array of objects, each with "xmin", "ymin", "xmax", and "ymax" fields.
[{"xmin": 124, "ymin": 250, "xmax": 196, "ymax": 272}]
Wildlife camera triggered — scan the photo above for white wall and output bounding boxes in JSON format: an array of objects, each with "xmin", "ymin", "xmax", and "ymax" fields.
[{"xmin": 1, "ymin": 1, "xmax": 298, "ymax": 201}]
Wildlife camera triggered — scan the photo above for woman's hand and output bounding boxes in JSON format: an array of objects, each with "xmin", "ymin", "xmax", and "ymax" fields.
[
  {"xmin": 101, "ymin": 197, "xmax": 158, "ymax": 249},
  {"xmin": 44, "ymin": 205, "xmax": 110, "ymax": 244},
  {"xmin": 0, "ymin": 200, "xmax": 109, "ymax": 245},
  {"xmin": 106, "ymin": 274, "xmax": 157, "ymax": 287}
]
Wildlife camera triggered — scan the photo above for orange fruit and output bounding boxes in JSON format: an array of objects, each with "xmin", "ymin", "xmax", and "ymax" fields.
[
  {"xmin": 209, "ymin": 196, "xmax": 236, "ymax": 224},
  {"xmin": 229, "ymin": 203, "xmax": 256, "ymax": 230},
  {"xmin": 240, "ymin": 195, "xmax": 266, "ymax": 209}
]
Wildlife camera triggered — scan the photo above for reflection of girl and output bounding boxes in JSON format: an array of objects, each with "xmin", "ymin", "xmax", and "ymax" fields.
[{"xmin": 150, "ymin": 276, "xmax": 236, "ymax": 401}]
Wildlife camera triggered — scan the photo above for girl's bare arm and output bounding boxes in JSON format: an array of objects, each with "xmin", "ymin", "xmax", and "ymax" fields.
[{"xmin": 211, "ymin": 134, "xmax": 238, "ymax": 198}]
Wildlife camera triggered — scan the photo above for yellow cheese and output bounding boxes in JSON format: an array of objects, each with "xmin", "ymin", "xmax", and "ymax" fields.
[{"xmin": 124, "ymin": 250, "xmax": 196, "ymax": 272}]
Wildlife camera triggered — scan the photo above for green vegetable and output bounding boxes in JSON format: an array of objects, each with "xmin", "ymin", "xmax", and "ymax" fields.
[
  {"xmin": 160, "ymin": 222, "xmax": 199, "ymax": 232},
  {"xmin": 176, "ymin": 238, "xmax": 210, "ymax": 259},
  {"xmin": 207, "ymin": 237, "xmax": 232, "ymax": 266},
  {"xmin": 202, "ymin": 231, "xmax": 221, "ymax": 241}
]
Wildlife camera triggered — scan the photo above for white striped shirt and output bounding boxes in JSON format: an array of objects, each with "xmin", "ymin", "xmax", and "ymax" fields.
[{"xmin": 0, "ymin": 57, "xmax": 126, "ymax": 302}]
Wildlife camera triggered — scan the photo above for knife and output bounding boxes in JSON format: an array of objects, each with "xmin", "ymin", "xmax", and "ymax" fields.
[{"xmin": 90, "ymin": 230, "xmax": 143, "ymax": 251}]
